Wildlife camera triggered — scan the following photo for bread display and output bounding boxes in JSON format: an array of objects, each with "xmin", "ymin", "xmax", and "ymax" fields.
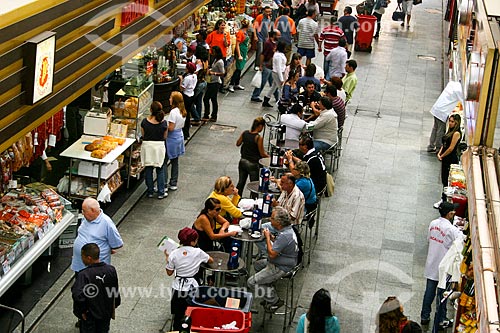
[{"xmin": 90, "ymin": 149, "xmax": 107, "ymax": 159}]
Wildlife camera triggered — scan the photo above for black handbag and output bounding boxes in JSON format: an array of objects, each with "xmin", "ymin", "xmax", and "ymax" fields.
[
  {"xmin": 392, "ymin": 4, "xmax": 405, "ymax": 21},
  {"xmin": 413, "ymin": 0, "xmax": 422, "ymax": 4}
]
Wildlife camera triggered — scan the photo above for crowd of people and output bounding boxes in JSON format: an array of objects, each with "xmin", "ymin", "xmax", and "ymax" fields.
[{"xmin": 67, "ymin": 3, "xmax": 459, "ymax": 333}]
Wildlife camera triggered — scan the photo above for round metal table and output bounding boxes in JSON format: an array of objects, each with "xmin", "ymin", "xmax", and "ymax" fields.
[
  {"xmin": 231, "ymin": 230, "xmax": 265, "ymax": 275},
  {"xmin": 202, "ymin": 251, "xmax": 245, "ymax": 287},
  {"xmin": 246, "ymin": 181, "xmax": 281, "ymax": 196},
  {"xmin": 259, "ymin": 157, "xmax": 289, "ymax": 178}
]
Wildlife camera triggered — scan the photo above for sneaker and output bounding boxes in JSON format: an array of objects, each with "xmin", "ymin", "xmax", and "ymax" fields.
[
  {"xmin": 254, "ymin": 66, "xmax": 260, "ymax": 71},
  {"xmin": 147, "ymin": 193, "xmax": 154, "ymax": 198},
  {"xmin": 433, "ymin": 199, "xmax": 443, "ymax": 209},
  {"xmin": 401, "ymin": 22, "xmax": 405, "ymax": 27},
  {"xmin": 158, "ymin": 193, "xmax": 167, "ymax": 199},
  {"xmin": 228, "ymin": 85, "xmax": 235, "ymax": 93},
  {"xmin": 439, "ymin": 319, "xmax": 453, "ymax": 329},
  {"xmin": 219, "ymin": 87, "xmax": 227, "ymax": 94},
  {"xmin": 251, "ymin": 97, "xmax": 263, "ymax": 102},
  {"xmin": 168, "ymin": 185, "xmax": 178, "ymax": 191},
  {"xmin": 235, "ymin": 85, "xmax": 245, "ymax": 90},
  {"xmin": 420, "ymin": 319, "xmax": 430, "ymax": 326},
  {"xmin": 266, "ymin": 299, "xmax": 284, "ymax": 312},
  {"xmin": 262, "ymin": 101, "xmax": 273, "ymax": 108},
  {"xmin": 209, "ymin": 118, "xmax": 217, "ymax": 122},
  {"xmin": 427, "ymin": 146, "xmax": 436, "ymax": 152}
]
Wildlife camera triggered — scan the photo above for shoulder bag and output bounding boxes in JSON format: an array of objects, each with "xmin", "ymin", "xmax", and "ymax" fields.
[{"xmin": 392, "ymin": 4, "xmax": 405, "ymax": 21}]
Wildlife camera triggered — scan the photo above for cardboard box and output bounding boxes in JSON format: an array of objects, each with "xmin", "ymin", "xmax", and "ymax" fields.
[{"xmin": 78, "ymin": 160, "xmax": 119, "ymax": 179}]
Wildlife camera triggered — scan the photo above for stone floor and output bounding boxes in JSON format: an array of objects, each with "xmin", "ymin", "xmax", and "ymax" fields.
[{"xmin": 26, "ymin": 0, "xmax": 448, "ymax": 331}]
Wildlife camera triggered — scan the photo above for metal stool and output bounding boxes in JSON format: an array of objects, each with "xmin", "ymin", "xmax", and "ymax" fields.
[
  {"xmin": 261, "ymin": 264, "xmax": 302, "ymax": 333},
  {"xmin": 323, "ymin": 142, "xmax": 338, "ymax": 174},
  {"xmin": 315, "ymin": 187, "xmax": 327, "ymax": 239},
  {"xmin": 334, "ymin": 126, "xmax": 344, "ymax": 171},
  {"xmin": 300, "ymin": 209, "xmax": 317, "ymax": 266},
  {"xmin": 264, "ymin": 113, "xmax": 280, "ymax": 151}
]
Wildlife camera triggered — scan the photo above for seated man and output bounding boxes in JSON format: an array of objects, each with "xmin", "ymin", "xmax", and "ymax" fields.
[
  {"xmin": 255, "ymin": 173, "xmax": 305, "ymax": 254},
  {"xmin": 324, "ymin": 84, "xmax": 346, "ymax": 128},
  {"xmin": 286, "ymin": 135, "xmax": 327, "ymax": 194},
  {"xmin": 297, "ymin": 64, "xmax": 321, "ymax": 91},
  {"xmin": 299, "ymin": 80, "xmax": 321, "ymax": 107},
  {"xmin": 280, "ymin": 104, "xmax": 307, "ymax": 141},
  {"xmin": 308, "ymin": 96, "xmax": 338, "ymax": 152},
  {"xmin": 247, "ymin": 207, "xmax": 298, "ymax": 311}
]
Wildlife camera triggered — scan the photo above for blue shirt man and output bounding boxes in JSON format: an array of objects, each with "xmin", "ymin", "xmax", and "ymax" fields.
[{"xmin": 71, "ymin": 198, "xmax": 123, "ymax": 272}]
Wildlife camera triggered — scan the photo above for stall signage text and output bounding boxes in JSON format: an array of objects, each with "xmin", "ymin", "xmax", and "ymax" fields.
[{"xmin": 121, "ymin": 0, "xmax": 149, "ymax": 28}]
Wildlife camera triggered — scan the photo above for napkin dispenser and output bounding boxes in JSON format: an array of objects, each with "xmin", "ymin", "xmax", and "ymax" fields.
[{"xmin": 84, "ymin": 109, "xmax": 111, "ymax": 136}]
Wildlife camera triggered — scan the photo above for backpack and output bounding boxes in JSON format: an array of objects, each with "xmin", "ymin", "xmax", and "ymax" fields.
[{"xmin": 292, "ymin": 225, "xmax": 304, "ymax": 265}]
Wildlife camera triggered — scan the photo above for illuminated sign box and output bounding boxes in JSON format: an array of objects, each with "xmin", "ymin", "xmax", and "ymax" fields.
[{"xmin": 23, "ymin": 31, "xmax": 56, "ymax": 105}]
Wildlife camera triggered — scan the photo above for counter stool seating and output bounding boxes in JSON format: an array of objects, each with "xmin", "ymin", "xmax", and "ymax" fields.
[
  {"xmin": 322, "ymin": 142, "xmax": 338, "ymax": 174},
  {"xmin": 261, "ymin": 264, "xmax": 302, "ymax": 333},
  {"xmin": 263, "ymin": 113, "xmax": 281, "ymax": 151},
  {"xmin": 315, "ymin": 187, "xmax": 327, "ymax": 239},
  {"xmin": 300, "ymin": 209, "xmax": 317, "ymax": 266},
  {"xmin": 334, "ymin": 126, "xmax": 344, "ymax": 171}
]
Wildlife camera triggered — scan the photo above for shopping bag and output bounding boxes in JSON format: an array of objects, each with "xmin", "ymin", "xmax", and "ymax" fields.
[
  {"xmin": 250, "ymin": 70, "xmax": 262, "ymax": 88},
  {"xmin": 326, "ymin": 172, "xmax": 335, "ymax": 197},
  {"xmin": 392, "ymin": 4, "xmax": 405, "ymax": 21}
]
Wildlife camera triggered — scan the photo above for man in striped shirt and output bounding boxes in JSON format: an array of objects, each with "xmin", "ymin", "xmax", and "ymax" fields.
[
  {"xmin": 296, "ymin": 8, "xmax": 321, "ymax": 66},
  {"xmin": 320, "ymin": 18, "xmax": 345, "ymax": 80}
]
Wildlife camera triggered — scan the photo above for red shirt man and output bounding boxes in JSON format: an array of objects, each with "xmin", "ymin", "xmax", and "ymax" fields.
[{"xmin": 320, "ymin": 19, "xmax": 345, "ymax": 57}]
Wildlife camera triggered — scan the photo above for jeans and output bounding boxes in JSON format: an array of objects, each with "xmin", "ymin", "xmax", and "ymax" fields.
[
  {"xmin": 429, "ymin": 116, "xmax": 446, "ymax": 149},
  {"xmin": 79, "ymin": 315, "xmax": 111, "ymax": 333},
  {"xmin": 421, "ymin": 278, "xmax": 438, "ymax": 321},
  {"xmin": 252, "ymin": 67, "xmax": 273, "ymax": 99},
  {"xmin": 265, "ymin": 72, "xmax": 282, "ymax": 100},
  {"xmin": 255, "ymin": 41, "xmax": 264, "ymax": 68},
  {"xmin": 145, "ymin": 164, "xmax": 166, "ymax": 196},
  {"xmin": 314, "ymin": 140, "xmax": 333, "ymax": 152},
  {"xmin": 168, "ymin": 157, "xmax": 179, "ymax": 186},
  {"xmin": 247, "ymin": 259, "xmax": 286, "ymax": 304},
  {"xmin": 236, "ymin": 158, "xmax": 260, "ymax": 195},
  {"xmin": 203, "ymin": 82, "xmax": 220, "ymax": 119},
  {"xmin": 193, "ymin": 81, "xmax": 207, "ymax": 122},
  {"xmin": 432, "ymin": 287, "xmax": 447, "ymax": 333},
  {"xmin": 373, "ymin": 12, "xmax": 382, "ymax": 36},
  {"xmin": 182, "ymin": 94, "xmax": 194, "ymax": 138},
  {"xmin": 323, "ymin": 58, "xmax": 331, "ymax": 81},
  {"xmin": 230, "ymin": 68, "xmax": 242, "ymax": 86}
]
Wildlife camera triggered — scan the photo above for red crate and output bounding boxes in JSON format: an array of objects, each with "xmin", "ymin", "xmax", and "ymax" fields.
[{"xmin": 185, "ymin": 307, "xmax": 251, "ymax": 333}]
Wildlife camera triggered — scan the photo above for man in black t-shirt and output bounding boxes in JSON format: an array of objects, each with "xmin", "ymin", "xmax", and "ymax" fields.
[{"xmin": 72, "ymin": 243, "xmax": 121, "ymax": 332}]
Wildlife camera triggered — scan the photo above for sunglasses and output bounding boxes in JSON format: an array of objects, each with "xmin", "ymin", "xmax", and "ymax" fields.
[{"xmin": 215, "ymin": 207, "xmax": 221, "ymax": 212}]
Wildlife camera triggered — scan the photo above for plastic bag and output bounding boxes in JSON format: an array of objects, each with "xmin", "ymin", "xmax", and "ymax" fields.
[{"xmin": 250, "ymin": 70, "xmax": 262, "ymax": 88}]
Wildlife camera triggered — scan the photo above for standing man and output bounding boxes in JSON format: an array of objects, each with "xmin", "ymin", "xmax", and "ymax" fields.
[
  {"xmin": 319, "ymin": 19, "xmax": 344, "ymax": 79},
  {"xmin": 72, "ymin": 243, "xmax": 121, "ymax": 332},
  {"xmin": 324, "ymin": 39, "xmax": 348, "ymax": 81},
  {"xmin": 401, "ymin": 0, "xmax": 413, "ymax": 28},
  {"xmin": 337, "ymin": 6, "xmax": 358, "ymax": 52},
  {"xmin": 253, "ymin": 6, "xmax": 273, "ymax": 71},
  {"xmin": 373, "ymin": 0, "xmax": 390, "ymax": 38},
  {"xmin": 274, "ymin": 7, "xmax": 296, "ymax": 63},
  {"xmin": 427, "ymin": 81, "xmax": 463, "ymax": 152},
  {"xmin": 342, "ymin": 59, "xmax": 358, "ymax": 103},
  {"xmin": 420, "ymin": 202, "xmax": 463, "ymax": 329},
  {"xmin": 71, "ymin": 198, "xmax": 123, "ymax": 274},
  {"xmin": 286, "ymin": 135, "xmax": 327, "ymax": 194},
  {"xmin": 251, "ymin": 30, "xmax": 281, "ymax": 103},
  {"xmin": 247, "ymin": 207, "xmax": 298, "ymax": 311},
  {"xmin": 296, "ymin": 9, "xmax": 321, "ymax": 66}
]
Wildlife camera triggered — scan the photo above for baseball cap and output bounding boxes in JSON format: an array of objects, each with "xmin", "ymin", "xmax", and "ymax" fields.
[
  {"xmin": 439, "ymin": 201, "xmax": 459, "ymax": 216},
  {"xmin": 178, "ymin": 227, "xmax": 198, "ymax": 245}
]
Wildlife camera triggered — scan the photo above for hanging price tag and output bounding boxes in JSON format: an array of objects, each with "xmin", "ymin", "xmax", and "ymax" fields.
[
  {"xmin": 37, "ymin": 228, "xmax": 44, "ymax": 240},
  {"xmin": 2, "ymin": 260, "xmax": 10, "ymax": 275}
]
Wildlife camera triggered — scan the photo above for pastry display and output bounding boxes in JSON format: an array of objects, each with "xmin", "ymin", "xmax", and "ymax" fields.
[{"xmin": 83, "ymin": 136, "xmax": 127, "ymax": 159}]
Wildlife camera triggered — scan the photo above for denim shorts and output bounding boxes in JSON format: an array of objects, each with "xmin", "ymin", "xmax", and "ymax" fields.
[{"xmin": 297, "ymin": 47, "xmax": 315, "ymax": 59}]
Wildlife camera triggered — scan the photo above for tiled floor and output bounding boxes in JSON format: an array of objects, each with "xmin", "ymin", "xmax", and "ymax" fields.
[{"xmin": 27, "ymin": 0, "xmax": 448, "ymax": 332}]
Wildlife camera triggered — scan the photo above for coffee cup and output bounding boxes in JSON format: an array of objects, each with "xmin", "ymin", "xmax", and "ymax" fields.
[{"xmin": 253, "ymin": 231, "xmax": 261, "ymax": 237}]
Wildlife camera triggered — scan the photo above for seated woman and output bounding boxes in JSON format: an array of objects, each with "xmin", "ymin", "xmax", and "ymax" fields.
[
  {"xmin": 291, "ymin": 161, "xmax": 317, "ymax": 214},
  {"xmin": 279, "ymin": 68, "xmax": 300, "ymax": 114},
  {"xmin": 209, "ymin": 176, "xmax": 243, "ymax": 223},
  {"xmin": 192, "ymin": 198, "xmax": 237, "ymax": 252},
  {"xmin": 280, "ymin": 104, "xmax": 307, "ymax": 141}
]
